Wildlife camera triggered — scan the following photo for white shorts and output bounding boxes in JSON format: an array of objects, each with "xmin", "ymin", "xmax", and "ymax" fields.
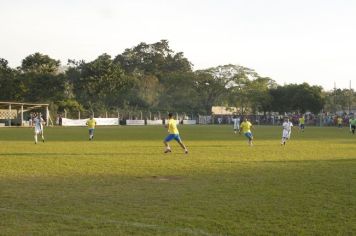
[
  {"xmin": 35, "ymin": 127, "xmax": 42, "ymax": 134},
  {"xmin": 282, "ymin": 130, "xmax": 291, "ymax": 139},
  {"xmin": 234, "ymin": 124, "xmax": 240, "ymax": 130}
]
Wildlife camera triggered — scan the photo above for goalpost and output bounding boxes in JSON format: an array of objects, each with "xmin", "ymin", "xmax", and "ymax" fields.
[{"xmin": 0, "ymin": 102, "xmax": 50, "ymax": 127}]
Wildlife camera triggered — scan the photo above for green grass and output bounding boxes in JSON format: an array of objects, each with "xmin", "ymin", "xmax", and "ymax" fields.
[{"xmin": 0, "ymin": 125, "xmax": 355, "ymax": 235}]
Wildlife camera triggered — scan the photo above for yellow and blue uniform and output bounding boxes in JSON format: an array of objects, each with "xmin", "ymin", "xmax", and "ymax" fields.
[
  {"xmin": 164, "ymin": 119, "xmax": 181, "ymax": 142},
  {"xmin": 240, "ymin": 121, "xmax": 253, "ymax": 140},
  {"xmin": 86, "ymin": 119, "xmax": 96, "ymax": 129},
  {"xmin": 86, "ymin": 118, "xmax": 97, "ymax": 137},
  {"xmin": 299, "ymin": 117, "xmax": 305, "ymax": 129}
]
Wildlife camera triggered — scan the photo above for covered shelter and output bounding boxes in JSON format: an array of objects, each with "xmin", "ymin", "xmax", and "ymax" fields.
[{"xmin": 0, "ymin": 102, "xmax": 49, "ymax": 127}]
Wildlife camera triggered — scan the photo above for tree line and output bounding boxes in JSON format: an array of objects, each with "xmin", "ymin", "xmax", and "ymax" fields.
[{"xmin": 0, "ymin": 40, "xmax": 355, "ymax": 117}]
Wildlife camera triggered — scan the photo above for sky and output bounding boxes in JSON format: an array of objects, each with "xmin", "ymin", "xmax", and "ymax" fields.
[{"xmin": 1, "ymin": 0, "xmax": 355, "ymax": 90}]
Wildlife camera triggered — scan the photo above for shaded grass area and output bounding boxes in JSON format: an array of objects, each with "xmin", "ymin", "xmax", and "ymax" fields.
[{"xmin": 0, "ymin": 126, "xmax": 355, "ymax": 235}]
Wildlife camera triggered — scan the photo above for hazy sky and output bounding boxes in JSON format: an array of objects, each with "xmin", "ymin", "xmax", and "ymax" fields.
[{"xmin": 1, "ymin": 0, "xmax": 355, "ymax": 90}]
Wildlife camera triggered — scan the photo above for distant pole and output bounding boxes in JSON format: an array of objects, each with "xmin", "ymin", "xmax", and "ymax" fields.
[
  {"xmin": 46, "ymin": 106, "xmax": 49, "ymax": 126},
  {"xmin": 8, "ymin": 104, "xmax": 11, "ymax": 127},
  {"xmin": 78, "ymin": 110, "xmax": 81, "ymax": 119},
  {"xmin": 349, "ymin": 80, "xmax": 352, "ymax": 114},
  {"xmin": 333, "ymin": 81, "xmax": 337, "ymax": 113},
  {"xmin": 21, "ymin": 105, "xmax": 24, "ymax": 126}
]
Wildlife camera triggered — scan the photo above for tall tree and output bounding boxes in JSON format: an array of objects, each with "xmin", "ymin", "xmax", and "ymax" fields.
[
  {"xmin": 270, "ymin": 83, "xmax": 324, "ymax": 114},
  {"xmin": 114, "ymin": 40, "xmax": 192, "ymax": 78},
  {"xmin": 197, "ymin": 64, "xmax": 260, "ymax": 114},
  {"xmin": 20, "ymin": 52, "xmax": 60, "ymax": 74},
  {"xmin": 18, "ymin": 53, "xmax": 66, "ymax": 103},
  {"xmin": 68, "ymin": 54, "xmax": 133, "ymax": 113},
  {"xmin": 0, "ymin": 58, "xmax": 22, "ymax": 101}
]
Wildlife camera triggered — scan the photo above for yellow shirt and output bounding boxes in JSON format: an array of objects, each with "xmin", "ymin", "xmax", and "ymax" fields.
[
  {"xmin": 299, "ymin": 117, "xmax": 305, "ymax": 125},
  {"xmin": 240, "ymin": 121, "xmax": 252, "ymax": 133},
  {"xmin": 167, "ymin": 119, "xmax": 179, "ymax": 134},
  {"xmin": 86, "ymin": 118, "xmax": 97, "ymax": 129},
  {"xmin": 337, "ymin": 118, "xmax": 343, "ymax": 124}
]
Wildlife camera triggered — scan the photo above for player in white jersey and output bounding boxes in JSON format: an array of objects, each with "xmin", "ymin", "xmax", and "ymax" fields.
[
  {"xmin": 33, "ymin": 113, "xmax": 45, "ymax": 144},
  {"xmin": 281, "ymin": 117, "xmax": 293, "ymax": 145},
  {"xmin": 232, "ymin": 115, "xmax": 240, "ymax": 134}
]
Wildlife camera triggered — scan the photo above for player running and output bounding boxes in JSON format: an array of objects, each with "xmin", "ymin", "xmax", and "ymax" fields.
[
  {"xmin": 239, "ymin": 117, "xmax": 254, "ymax": 146},
  {"xmin": 33, "ymin": 113, "xmax": 45, "ymax": 144},
  {"xmin": 281, "ymin": 117, "xmax": 293, "ymax": 145},
  {"xmin": 163, "ymin": 113, "xmax": 188, "ymax": 154},
  {"xmin": 86, "ymin": 115, "xmax": 97, "ymax": 140}
]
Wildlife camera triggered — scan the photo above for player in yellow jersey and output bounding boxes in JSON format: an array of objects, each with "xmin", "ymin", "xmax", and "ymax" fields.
[
  {"xmin": 239, "ymin": 117, "xmax": 254, "ymax": 146},
  {"xmin": 163, "ymin": 113, "xmax": 188, "ymax": 154},
  {"xmin": 86, "ymin": 115, "xmax": 97, "ymax": 140}
]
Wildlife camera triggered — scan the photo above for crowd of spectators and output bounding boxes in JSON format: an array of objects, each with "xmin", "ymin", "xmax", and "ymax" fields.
[{"xmin": 212, "ymin": 112, "xmax": 355, "ymax": 127}]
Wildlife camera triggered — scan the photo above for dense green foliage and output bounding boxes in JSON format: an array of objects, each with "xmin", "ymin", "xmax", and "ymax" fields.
[
  {"xmin": 0, "ymin": 125, "xmax": 355, "ymax": 235},
  {"xmin": 1, "ymin": 40, "xmax": 354, "ymax": 115}
]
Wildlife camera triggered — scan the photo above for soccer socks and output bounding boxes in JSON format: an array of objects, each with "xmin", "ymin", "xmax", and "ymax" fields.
[{"xmin": 34, "ymin": 134, "xmax": 45, "ymax": 144}]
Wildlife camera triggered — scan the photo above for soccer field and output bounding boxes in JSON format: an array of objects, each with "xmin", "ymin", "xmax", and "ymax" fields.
[{"xmin": 0, "ymin": 125, "xmax": 355, "ymax": 235}]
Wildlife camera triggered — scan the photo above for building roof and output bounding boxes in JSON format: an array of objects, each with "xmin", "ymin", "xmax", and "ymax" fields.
[{"xmin": 0, "ymin": 101, "xmax": 49, "ymax": 110}]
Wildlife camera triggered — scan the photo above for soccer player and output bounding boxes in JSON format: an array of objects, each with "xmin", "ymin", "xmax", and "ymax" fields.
[
  {"xmin": 232, "ymin": 115, "xmax": 240, "ymax": 134},
  {"xmin": 281, "ymin": 117, "xmax": 293, "ymax": 145},
  {"xmin": 163, "ymin": 113, "xmax": 188, "ymax": 154},
  {"xmin": 239, "ymin": 117, "xmax": 253, "ymax": 146},
  {"xmin": 33, "ymin": 113, "xmax": 45, "ymax": 144},
  {"xmin": 299, "ymin": 115, "xmax": 305, "ymax": 132},
  {"xmin": 86, "ymin": 115, "xmax": 97, "ymax": 140},
  {"xmin": 350, "ymin": 116, "xmax": 356, "ymax": 134}
]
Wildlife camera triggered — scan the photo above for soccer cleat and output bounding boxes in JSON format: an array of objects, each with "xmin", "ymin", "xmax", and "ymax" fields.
[
  {"xmin": 164, "ymin": 149, "xmax": 172, "ymax": 153},
  {"xmin": 185, "ymin": 150, "xmax": 188, "ymax": 154}
]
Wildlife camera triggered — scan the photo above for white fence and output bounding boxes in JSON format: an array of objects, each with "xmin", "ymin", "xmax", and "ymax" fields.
[
  {"xmin": 146, "ymin": 120, "xmax": 163, "ymax": 125},
  {"xmin": 62, "ymin": 118, "xmax": 119, "ymax": 126},
  {"xmin": 126, "ymin": 120, "xmax": 145, "ymax": 126},
  {"xmin": 61, "ymin": 118, "xmax": 197, "ymax": 126},
  {"xmin": 183, "ymin": 120, "xmax": 197, "ymax": 125}
]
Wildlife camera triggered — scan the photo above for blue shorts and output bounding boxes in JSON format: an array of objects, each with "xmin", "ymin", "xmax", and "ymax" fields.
[
  {"xmin": 89, "ymin": 128, "xmax": 95, "ymax": 135},
  {"xmin": 244, "ymin": 132, "xmax": 253, "ymax": 140},
  {"xmin": 164, "ymin": 134, "xmax": 182, "ymax": 142}
]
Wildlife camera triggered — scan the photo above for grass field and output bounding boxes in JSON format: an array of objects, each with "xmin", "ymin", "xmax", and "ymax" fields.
[{"xmin": 0, "ymin": 125, "xmax": 355, "ymax": 235}]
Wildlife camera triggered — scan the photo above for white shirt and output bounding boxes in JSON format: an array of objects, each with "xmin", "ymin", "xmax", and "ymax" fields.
[
  {"xmin": 282, "ymin": 121, "xmax": 293, "ymax": 131},
  {"xmin": 34, "ymin": 117, "xmax": 43, "ymax": 130}
]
